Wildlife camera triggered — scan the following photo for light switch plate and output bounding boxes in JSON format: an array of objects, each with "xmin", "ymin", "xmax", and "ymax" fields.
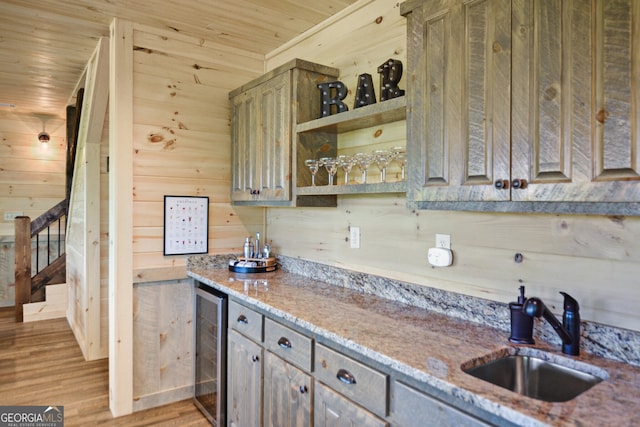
[
  {"xmin": 349, "ymin": 226, "xmax": 360, "ymax": 249},
  {"xmin": 3, "ymin": 212, "xmax": 23, "ymax": 221}
]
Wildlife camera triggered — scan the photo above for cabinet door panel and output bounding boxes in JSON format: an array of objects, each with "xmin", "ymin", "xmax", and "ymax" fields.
[
  {"xmin": 593, "ymin": 0, "xmax": 639, "ymax": 180},
  {"xmin": 314, "ymin": 382, "xmax": 388, "ymax": 427},
  {"xmin": 258, "ymin": 75, "xmax": 291, "ymax": 201},
  {"xmin": 227, "ymin": 330, "xmax": 262, "ymax": 427},
  {"xmin": 231, "ymin": 91, "xmax": 258, "ymax": 201},
  {"xmin": 264, "ymin": 351, "xmax": 312, "ymax": 427},
  {"xmin": 406, "ymin": 0, "xmax": 511, "ymax": 202},
  {"xmin": 512, "ymin": 0, "xmax": 640, "ymax": 202}
]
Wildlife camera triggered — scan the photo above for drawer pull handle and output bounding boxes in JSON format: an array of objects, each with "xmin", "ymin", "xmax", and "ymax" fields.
[
  {"xmin": 299, "ymin": 385, "xmax": 308, "ymax": 394},
  {"xmin": 251, "ymin": 355, "xmax": 260, "ymax": 363},
  {"xmin": 237, "ymin": 314, "xmax": 248, "ymax": 324},
  {"xmin": 337, "ymin": 369, "xmax": 357, "ymax": 385},
  {"xmin": 277, "ymin": 337, "xmax": 292, "ymax": 349}
]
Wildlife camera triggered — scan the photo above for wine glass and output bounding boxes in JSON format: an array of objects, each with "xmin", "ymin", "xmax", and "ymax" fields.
[
  {"xmin": 320, "ymin": 157, "xmax": 338, "ymax": 185},
  {"xmin": 305, "ymin": 159, "xmax": 321, "ymax": 186},
  {"xmin": 337, "ymin": 155, "xmax": 355, "ymax": 185},
  {"xmin": 373, "ymin": 149, "xmax": 392, "ymax": 183},
  {"xmin": 354, "ymin": 152, "xmax": 373, "ymax": 184},
  {"xmin": 391, "ymin": 146, "xmax": 407, "ymax": 180}
]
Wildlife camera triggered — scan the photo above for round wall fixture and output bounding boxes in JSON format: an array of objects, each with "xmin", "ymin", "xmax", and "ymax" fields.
[{"xmin": 38, "ymin": 131, "xmax": 50, "ymax": 144}]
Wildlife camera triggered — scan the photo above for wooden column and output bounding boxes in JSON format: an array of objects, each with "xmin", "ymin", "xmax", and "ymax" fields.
[{"xmin": 14, "ymin": 216, "xmax": 31, "ymax": 322}]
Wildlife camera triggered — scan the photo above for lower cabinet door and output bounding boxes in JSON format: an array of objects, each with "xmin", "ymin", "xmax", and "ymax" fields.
[
  {"xmin": 227, "ymin": 329, "xmax": 263, "ymax": 427},
  {"xmin": 263, "ymin": 351, "xmax": 312, "ymax": 427},
  {"xmin": 390, "ymin": 381, "xmax": 491, "ymax": 427},
  {"xmin": 314, "ymin": 381, "xmax": 388, "ymax": 427}
]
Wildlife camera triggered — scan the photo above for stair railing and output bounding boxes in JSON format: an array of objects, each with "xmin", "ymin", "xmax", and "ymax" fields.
[{"xmin": 14, "ymin": 199, "xmax": 68, "ymax": 322}]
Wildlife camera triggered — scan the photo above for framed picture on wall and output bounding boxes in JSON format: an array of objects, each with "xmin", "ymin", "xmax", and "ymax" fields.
[{"xmin": 163, "ymin": 195, "xmax": 209, "ymax": 256}]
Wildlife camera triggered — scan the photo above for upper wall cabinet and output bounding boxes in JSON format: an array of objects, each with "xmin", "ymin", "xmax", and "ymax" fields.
[
  {"xmin": 230, "ymin": 59, "xmax": 339, "ymax": 207},
  {"xmin": 401, "ymin": 0, "xmax": 640, "ymax": 214}
]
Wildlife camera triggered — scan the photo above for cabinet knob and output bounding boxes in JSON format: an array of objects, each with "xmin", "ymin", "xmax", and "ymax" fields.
[
  {"xmin": 512, "ymin": 179, "xmax": 527, "ymax": 189},
  {"xmin": 277, "ymin": 337, "xmax": 292, "ymax": 349},
  {"xmin": 251, "ymin": 355, "xmax": 260, "ymax": 363},
  {"xmin": 494, "ymin": 179, "xmax": 509, "ymax": 190},
  {"xmin": 299, "ymin": 385, "xmax": 308, "ymax": 394},
  {"xmin": 237, "ymin": 314, "xmax": 248, "ymax": 324},
  {"xmin": 336, "ymin": 368, "xmax": 357, "ymax": 385}
]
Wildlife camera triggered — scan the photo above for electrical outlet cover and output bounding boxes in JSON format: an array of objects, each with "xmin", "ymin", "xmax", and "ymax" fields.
[{"xmin": 428, "ymin": 247, "xmax": 453, "ymax": 267}]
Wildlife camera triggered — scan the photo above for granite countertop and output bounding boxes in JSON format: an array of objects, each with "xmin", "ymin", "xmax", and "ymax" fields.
[{"xmin": 188, "ymin": 267, "xmax": 640, "ymax": 427}]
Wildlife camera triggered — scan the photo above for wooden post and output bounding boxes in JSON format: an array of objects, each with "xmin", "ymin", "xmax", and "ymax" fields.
[{"xmin": 14, "ymin": 216, "xmax": 31, "ymax": 322}]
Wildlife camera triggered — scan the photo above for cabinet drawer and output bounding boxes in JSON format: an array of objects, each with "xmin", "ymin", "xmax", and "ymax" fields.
[
  {"xmin": 228, "ymin": 300, "xmax": 263, "ymax": 342},
  {"xmin": 264, "ymin": 318, "xmax": 313, "ymax": 372},
  {"xmin": 315, "ymin": 344, "xmax": 388, "ymax": 417},
  {"xmin": 390, "ymin": 381, "xmax": 490, "ymax": 427}
]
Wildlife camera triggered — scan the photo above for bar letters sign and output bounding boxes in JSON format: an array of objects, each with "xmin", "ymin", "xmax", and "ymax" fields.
[{"xmin": 163, "ymin": 195, "xmax": 209, "ymax": 256}]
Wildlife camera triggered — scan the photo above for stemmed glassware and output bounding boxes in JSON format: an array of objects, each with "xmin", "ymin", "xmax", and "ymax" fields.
[
  {"xmin": 305, "ymin": 159, "xmax": 322, "ymax": 186},
  {"xmin": 320, "ymin": 157, "xmax": 338, "ymax": 185},
  {"xmin": 373, "ymin": 149, "xmax": 392, "ymax": 183},
  {"xmin": 306, "ymin": 147, "xmax": 406, "ymax": 187},
  {"xmin": 391, "ymin": 146, "xmax": 407, "ymax": 181},
  {"xmin": 337, "ymin": 155, "xmax": 356, "ymax": 185},
  {"xmin": 354, "ymin": 152, "xmax": 373, "ymax": 184}
]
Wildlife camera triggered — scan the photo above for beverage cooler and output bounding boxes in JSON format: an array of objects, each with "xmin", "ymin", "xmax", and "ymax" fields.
[{"xmin": 194, "ymin": 282, "xmax": 227, "ymax": 426}]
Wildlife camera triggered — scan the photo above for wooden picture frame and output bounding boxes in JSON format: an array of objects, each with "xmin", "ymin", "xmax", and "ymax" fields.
[{"xmin": 163, "ymin": 195, "xmax": 209, "ymax": 256}]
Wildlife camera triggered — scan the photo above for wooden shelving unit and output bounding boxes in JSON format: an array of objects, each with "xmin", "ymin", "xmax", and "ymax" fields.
[{"xmin": 294, "ymin": 96, "xmax": 407, "ymax": 200}]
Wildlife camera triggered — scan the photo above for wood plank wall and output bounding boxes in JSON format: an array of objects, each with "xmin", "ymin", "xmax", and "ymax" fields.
[
  {"xmin": 0, "ymin": 113, "xmax": 67, "ymax": 306},
  {"xmin": 265, "ymin": 0, "xmax": 640, "ymax": 332},
  {"xmin": 130, "ymin": 23, "xmax": 266, "ymax": 276},
  {"xmin": 120, "ymin": 22, "xmax": 267, "ymax": 412}
]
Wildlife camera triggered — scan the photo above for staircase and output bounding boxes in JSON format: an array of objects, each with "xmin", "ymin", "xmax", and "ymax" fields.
[{"xmin": 13, "ymin": 90, "xmax": 83, "ymax": 323}]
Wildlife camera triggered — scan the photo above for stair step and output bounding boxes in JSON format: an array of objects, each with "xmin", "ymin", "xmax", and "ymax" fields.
[{"xmin": 23, "ymin": 283, "xmax": 68, "ymax": 323}]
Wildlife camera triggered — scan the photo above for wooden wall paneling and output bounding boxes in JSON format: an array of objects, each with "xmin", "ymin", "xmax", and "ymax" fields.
[
  {"xmin": 268, "ymin": 193, "xmax": 640, "ymax": 331},
  {"xmin": 132, "ymin": 280, "xmax": 194, "ymax": 411},
  {"xmin": 132, "ymin": 23, "xmax": 264, "ymax": 76},
  {"xmin": 100, "ymin": 109, "xmax": 110, "ymax": 357},
  {"xmin": 133, "ymin": 176, "xmax": 229, "ymax": 203},
  {"xmin": 109, "ymin": 18, "xmax": 135, "ymax": 417}
]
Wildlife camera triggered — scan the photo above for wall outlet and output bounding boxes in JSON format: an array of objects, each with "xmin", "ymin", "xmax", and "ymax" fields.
[
  {"xmin": 3, "ymin": 211, "xmax": 23, "ymax": 221},
  {"xmin": 349, "ymin": 226, "xmax": 360, "ymax": 249},
  {"xmin": 435, "ymin": 233, "xmax": 451, "ymax": 249}
]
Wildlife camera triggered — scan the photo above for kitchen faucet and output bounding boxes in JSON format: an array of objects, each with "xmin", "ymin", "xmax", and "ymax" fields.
[{"xmin": 523, "ymin": 292, "xmax": 580, "ymax": 355}]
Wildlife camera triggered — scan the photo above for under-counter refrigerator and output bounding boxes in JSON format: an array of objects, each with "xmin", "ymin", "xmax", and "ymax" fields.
[{"xmin": 194, "ymin": 282, "xmax": 228, "ymax": 426}]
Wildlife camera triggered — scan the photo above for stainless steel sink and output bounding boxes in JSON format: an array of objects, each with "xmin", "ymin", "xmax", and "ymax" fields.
[{"xmin": 463, "ymin": 354, "xmax": 604, "ymax": 402}]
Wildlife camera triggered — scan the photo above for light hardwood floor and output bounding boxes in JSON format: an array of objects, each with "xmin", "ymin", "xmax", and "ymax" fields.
[{"xmin": 0, "ymin": 307, "xmax": 210, "ymax": 426}]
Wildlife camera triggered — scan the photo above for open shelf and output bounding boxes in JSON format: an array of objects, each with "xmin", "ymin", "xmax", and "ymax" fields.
[
  {"xmin": 296, "ymin": 96, "xmax": 406, "ymax": 134},
  {"xmin": 296, "ymin": 181, "xmax": 406, "ymax": 196}
]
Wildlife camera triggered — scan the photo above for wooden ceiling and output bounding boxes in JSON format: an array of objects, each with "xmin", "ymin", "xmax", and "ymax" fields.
[{"xmin": 0, "ymin": 0, "xmax": 358, "ymax": 119}]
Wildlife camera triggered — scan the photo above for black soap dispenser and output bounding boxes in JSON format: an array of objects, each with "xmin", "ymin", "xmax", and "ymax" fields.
[{"xmin": 509, "ymin": 286, "xmax": 535, "ymax": 344}]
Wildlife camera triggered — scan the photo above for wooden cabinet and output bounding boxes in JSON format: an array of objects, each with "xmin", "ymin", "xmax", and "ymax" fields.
[
  {"xmin": 314, "ymin": 381, "xmax": 388, "ymax": 427},
  {"xmin": 264, "ymin": 351, "xmax": 312, "ymax": 427},
  {"xmin": 230, "ymin": 73, "xmax": 290, "ymax": 204},
  {"xmin": 229, "ymin": 59, "xmax": 339, "ymax": 207},
  {"xmin": 401, "ymin": 0, "xmax": 640, "ymax": 212},
  {"xmin": 389, "ymin": 381, "xmax": 490, "ymax": 427},
  {"xmin": 227, "ymin": 299, "xmax": 501, "ymax": 427},
  {"xmin": 227, "ymin": 329, "xmax": 263, "ymax": 427}
]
